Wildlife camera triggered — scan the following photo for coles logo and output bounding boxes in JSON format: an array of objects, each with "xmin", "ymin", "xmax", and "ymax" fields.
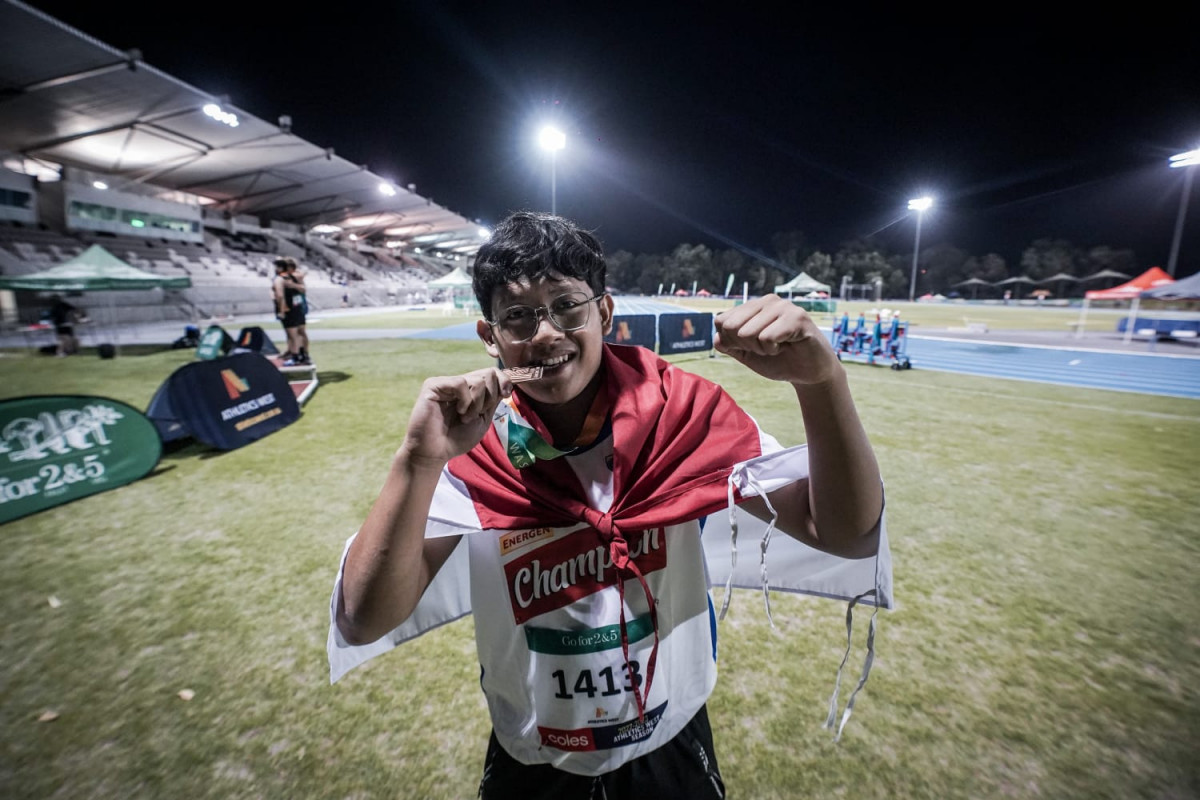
[{"xmin": 538, "ymin": 726, "xmax": 596, "ymax": 752}]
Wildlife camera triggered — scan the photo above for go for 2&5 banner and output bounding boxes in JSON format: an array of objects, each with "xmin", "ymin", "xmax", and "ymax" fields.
[{"xmin": 0, "ymin": 395, "xmax": 162, "ymax": 525}]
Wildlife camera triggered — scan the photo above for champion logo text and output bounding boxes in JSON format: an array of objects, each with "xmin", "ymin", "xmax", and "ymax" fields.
[{"xmin": 504, "ymin": 528, "xmax": 666, "ymax": 625}]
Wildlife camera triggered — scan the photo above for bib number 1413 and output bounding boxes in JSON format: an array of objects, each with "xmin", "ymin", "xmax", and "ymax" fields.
[{"xmin": 551, "ymin": 661, "xmax": 642, "ymax": 700}]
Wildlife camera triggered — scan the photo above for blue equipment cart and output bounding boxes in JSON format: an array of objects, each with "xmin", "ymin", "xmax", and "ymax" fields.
[{"xmin": 830, "ymin": 312, "xmax": 913, "ymax": 369}]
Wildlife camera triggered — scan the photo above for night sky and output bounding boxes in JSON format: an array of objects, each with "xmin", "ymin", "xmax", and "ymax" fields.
[{"xmin": 23, "ymin": 1, "xmax": 1200, "ymax": 275}]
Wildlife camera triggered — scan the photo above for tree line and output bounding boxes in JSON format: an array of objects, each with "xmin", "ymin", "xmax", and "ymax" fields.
[{"xmin": 603, "ymin": 232, "xmax": 1140, "ymax": 299}]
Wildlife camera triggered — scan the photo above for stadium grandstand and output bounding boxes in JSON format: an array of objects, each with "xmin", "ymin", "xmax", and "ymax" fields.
[{"xmin": 0, "ymin": 0, "xmax": 490, "ymax": 326}]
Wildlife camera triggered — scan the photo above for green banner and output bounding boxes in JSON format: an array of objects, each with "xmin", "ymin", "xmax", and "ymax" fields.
[
  {"xmin": 524, "ymin": 615, "xmax": 655, "ymax": 655},
  {"xmin": 195, "ymin": 325, "xmax": 233, "ymax": 361},
  {"xmin": 0, "ymin": 395, "xmax": 162, "ymax": 525}
]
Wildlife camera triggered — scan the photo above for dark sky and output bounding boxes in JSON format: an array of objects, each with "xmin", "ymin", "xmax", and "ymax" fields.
[{"xmin": 25, "ymin": 1, "xmax": 1200, "ymax": 275}]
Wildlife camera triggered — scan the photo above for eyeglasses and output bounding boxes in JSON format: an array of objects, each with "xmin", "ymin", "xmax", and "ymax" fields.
[{"xmin": 489, "ymin": 291, "xmax": 605, "ymax": 344}]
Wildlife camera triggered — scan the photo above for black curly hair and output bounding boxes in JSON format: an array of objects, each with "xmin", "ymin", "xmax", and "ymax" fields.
[{"xmin": 472, "ymin": 211, "xmax": 606, "ymax": 320}]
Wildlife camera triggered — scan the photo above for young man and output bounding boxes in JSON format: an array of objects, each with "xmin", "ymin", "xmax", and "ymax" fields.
[
  {"xmin": 329, "ymin": 211, "xmax": 885, "ymax": 798},
  {"xmin": 272, "ymin": 257, "xmax": 310, "ymax": 365}
]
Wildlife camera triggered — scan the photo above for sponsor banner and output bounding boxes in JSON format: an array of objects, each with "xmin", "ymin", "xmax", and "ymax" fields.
[
  {"xmin": 146, "ymin": 352, "xmax": 300, "ymax": 451},
  {"xmin": 0, "ymin": 395, "xmax": 162, "ymax": 525},
  {"xmin": 233, "ymin": 326, "xmax": 280, "ymax": 355},
  {"xmin": 538, "ymin": 701, "xmax": 666, "ymax": 752},
  {"xmin": 195, "ymin": 324, "xmax": 235, "ymax": 361},
  {"xmin": 657, "ymin": 312, "xmax": 713, "ymax": 354},
  {"xmin": 604, "ymin": 314, "xmax": 656, "ymax": 351},
  {"xmin": 503, "ymin": 527, "xmax": 666, "ymax": 625},
  {"xmin": 524, "ymin": 614, "xmax": 655, "ymax": 655}
]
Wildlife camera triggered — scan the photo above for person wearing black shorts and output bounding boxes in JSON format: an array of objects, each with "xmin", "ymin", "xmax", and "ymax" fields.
[
  {"xmin": 330, "ymin": 212, "xmax": 885, "ymax": 799},
  {"xmin": 273, "ymin": 257, "xmax": 310, "ymax": 364},
  {"xmin": 478, "ymin": 705, "xmax": 725, "ymax": 799}
]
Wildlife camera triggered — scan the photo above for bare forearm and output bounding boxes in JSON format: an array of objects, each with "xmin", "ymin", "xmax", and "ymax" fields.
[
  {"xmin": 337, "ymin": 452, "xmax": 446, "ymax": 644},
  {"xmin": 793, "ymin": 368, "xmax": 882, "ymax": 556}
]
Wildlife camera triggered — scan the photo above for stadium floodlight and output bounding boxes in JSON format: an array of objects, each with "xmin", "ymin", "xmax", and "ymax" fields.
[
  {"xmin": 378, "ymin": 182, "xmax": 397, "ymax": 197},
  {"xmin": 1169, "ymin": 148, "xmax": 1200, "ymax": 168},
  {"xmin": 92, "ymin": 181, "xmax": 107, "ymax": 190},
  {"xmin": 907, "ymin": 196, "xmax": 934, "ymax": 302},
  {"xmin": 478, "ymin": 227, "xmax": 491, "ymax": 239},
  {"xmin": 538, "ymin": 126, "xmax": 566, "ymax": 214},
  {"xmin": 1166, "ymin": 147, "xmax": 1199, "ymax": 277},
  {"xmin": 201, "ymin": 103, "xmax": 239, "ymax": 127}
]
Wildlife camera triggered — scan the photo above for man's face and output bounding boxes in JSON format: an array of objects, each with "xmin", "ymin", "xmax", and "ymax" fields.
[{"xmin": 476, "ymin": 272, "xmax": 613, "ymax": 407}]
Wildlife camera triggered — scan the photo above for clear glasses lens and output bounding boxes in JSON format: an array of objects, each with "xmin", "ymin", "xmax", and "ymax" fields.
[{"xmin": 496, "ymin": 291, "xmax": 595, "ymax": 343}]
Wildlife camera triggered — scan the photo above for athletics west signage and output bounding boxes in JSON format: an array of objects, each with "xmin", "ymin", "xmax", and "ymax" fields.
[
  {"xmin": 604, "ymin": 314, "xmax": 657, "ymax": 351},
  {"xmin": 146, "ymin": 352, "xmax": 300, "ymax": 450},
  {"xmin": 0, "ymin": 395, "xmax": 162, "ymax": 525},
  {"xmin": 656, "ymin": 312, "xmax": 713, "ymax": 354}
]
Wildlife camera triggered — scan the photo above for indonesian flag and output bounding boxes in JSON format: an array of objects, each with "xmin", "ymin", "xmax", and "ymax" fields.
[{"xmin": 328, "ymin": 343, "xmax": 892, "ymax": 737}]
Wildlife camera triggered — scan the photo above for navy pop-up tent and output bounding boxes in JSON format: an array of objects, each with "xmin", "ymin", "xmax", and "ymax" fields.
[{"xmin": 146, "ymin": 352, "xmax": 300, "ymax": 450}]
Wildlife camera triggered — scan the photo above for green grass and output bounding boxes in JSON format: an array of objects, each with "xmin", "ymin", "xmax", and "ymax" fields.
[{"xmin": 1, "ymin": 339, "xmax": 1197, "ymax": 799}]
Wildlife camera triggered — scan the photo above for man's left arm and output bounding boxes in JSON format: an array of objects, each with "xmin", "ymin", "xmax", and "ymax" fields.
[{"xmin": 714, "ymin": 295, "xmax": 882, "ymax": 559}]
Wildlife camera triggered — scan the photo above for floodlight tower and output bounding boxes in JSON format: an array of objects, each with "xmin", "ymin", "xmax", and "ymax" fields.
[
  {"xmin": 907, "ymin": 196, "xmax": 934, "ymax": 303},
  {"xmin": 538, "ymin": 125, "xmax": 566, "ymax": 215},
  {"xmin": 1166, "ymin": 147, "xmax": 1199, "ymax": 278}
]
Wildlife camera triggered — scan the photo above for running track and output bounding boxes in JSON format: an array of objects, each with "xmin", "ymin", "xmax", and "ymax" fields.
[
  {"xmin": 410, "ymin": 297, "xmax": 1200, "ymax": 401},
  {"xmin": 904, "ymin": 336, "xmax": 1200, "ymax": 400}
]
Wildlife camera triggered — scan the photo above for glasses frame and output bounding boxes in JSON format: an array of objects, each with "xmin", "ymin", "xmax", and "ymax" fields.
[{"xmin": 488, "ymin": 292, "xmax": 606, "ymax": 344}]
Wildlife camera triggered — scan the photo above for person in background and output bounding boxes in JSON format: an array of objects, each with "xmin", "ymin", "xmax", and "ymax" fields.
[
  {"xmin": 273, "ymin": 257, "xmax": 311, "ymax": 365},
  {"xmin": 47, "ymin": 294, "xmax": 84, "ymax": 356}
]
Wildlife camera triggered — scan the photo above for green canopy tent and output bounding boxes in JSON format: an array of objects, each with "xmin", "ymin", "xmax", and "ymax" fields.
[
  {"xmin": 427, "ymin": 265, "xmax": 477, "ymax": 312},
  {"xmin": 773, "ymin": 271, "xmax": 831, "ymax": 297},
  {"xmin": 0, "ymin": 244, "xmax": 191, "ymax": 353}
]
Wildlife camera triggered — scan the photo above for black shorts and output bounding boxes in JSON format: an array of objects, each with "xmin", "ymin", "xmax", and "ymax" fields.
[
  {"xmin": 55, "ymin": 325, "xmax": 73, "ymax": 336},
  {"xmin": 478, "ymin": 705, "xmax": 725, "ymax": 800},
  {"xmin": 279, "ymin": 308, "xmax": 305, "ymax": 329}
]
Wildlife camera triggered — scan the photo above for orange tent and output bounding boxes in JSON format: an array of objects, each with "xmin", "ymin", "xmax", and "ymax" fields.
[
  {"xmin": 1084, "ymin": 266, "xmax": 1174, "ymax": 300},
  {"xmin": 1077, "ymin": 266, "xmax": 1176, "ymax": 342}
]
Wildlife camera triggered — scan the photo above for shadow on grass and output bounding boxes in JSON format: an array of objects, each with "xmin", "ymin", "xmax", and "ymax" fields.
[
  {"xmin": 79, "ymin": 344, "xmax": 180, "ymax": 358},
  {"xmin": 316, "ymin": 370, "xmax": 351, "ymax": 384},
  {"xmin": 0, "ymin": 343, "xmax": 179, "ymax": 359},
  {"xmin": 144, "ymin": 464, "xmax": 178, "ymax": 479},
  {"xmin": 160, "ymin": 438, "xmax": 230, "ymax": 462}
]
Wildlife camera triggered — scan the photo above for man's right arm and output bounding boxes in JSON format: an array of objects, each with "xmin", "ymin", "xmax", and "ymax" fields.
[
  {"xmin": 335, "ymin": 454, "xmax": 460, "ymax": 645},
  {"xmin": 335, "ymin": 368, "xmax": 513, "ymax": 645}
]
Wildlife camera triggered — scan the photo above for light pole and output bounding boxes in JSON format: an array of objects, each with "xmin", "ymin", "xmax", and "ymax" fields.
[
  {"xmin": 538, "ymin": 125, "xmax": 566, "ymax": 215},
  {"xmin": 907, "ymin": 196, "xmax": 933, "ymax": 302},
  {"xmin": 1166, "ymin": 147, "xmax": 1199, "ymax": 278}
]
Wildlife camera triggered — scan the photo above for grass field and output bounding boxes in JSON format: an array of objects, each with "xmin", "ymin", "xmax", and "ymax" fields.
[{"xmin": 1, "ymin": 334, "xmax": 1198, "ymax": 799}]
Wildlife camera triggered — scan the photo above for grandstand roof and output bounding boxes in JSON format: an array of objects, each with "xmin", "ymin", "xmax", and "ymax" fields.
[{"xmin": 0, "ymin": 0, "xmax": 487, "ymax": 254}]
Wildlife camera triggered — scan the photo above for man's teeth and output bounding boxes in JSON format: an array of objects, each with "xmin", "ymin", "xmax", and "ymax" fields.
[{"xmin": 532, "ymin": 355, "xmax": 570, "ymax": 367}]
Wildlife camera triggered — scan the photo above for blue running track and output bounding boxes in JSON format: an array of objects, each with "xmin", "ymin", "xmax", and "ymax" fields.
[
  {"xmin": 406, "ymin": 298, "xmax": 1200, "ymax": 401},
  {"xmin": 905, "ymin": 336, "xmax": 1200, "ymax": 400}
]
